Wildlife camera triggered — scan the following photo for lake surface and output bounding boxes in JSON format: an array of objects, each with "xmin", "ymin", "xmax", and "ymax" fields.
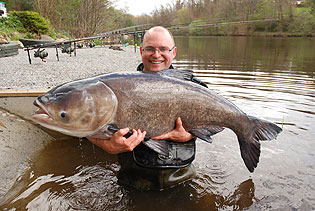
[{"xmin": 1, "ymin": 36, "xmax": 315, "ymax": 210}]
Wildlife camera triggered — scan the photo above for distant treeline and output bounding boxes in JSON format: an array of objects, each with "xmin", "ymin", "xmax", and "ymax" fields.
[
  {"xmin": 145, "ymin": 0, "xmax": 315, "ymax": 36},
  {"xmin": 3, "ymin": 0, "xmax": 134, "ymax": 37},
  {"xmin": 3, "ymin": 0, "xmax": 315, "ymax": 37}
]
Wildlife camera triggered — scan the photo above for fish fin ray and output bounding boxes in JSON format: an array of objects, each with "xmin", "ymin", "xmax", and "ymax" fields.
[
  {"xmin": 106, "ymin": 124, "xmax": 170, "ymax": 156},
  {"xmin": 238, "ymin": 115, "xmax": 282, "ymax": 172},
  {"xmin": 248, "ymin": 115, "xmax": 283, "ymax": 141},
  {"xmin": 142, "ymin": 139, "xmax": 169, "ymax": 157},
  {"xmin": 239, "ymin": 139, "xmax": 260, "ymax": 172},
  {"xmin": 189, "ymin": 126, "xmax": 224, "ymax": 143}
]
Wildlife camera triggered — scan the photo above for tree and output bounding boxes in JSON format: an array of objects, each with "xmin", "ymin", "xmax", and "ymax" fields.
[
  {"xmin": 3, "ymin": 0, "xmax": 34, "ymax": 11},
  {"xmin": 33, "ymin": 0, "xmax": 114, "ymax": 37},
  {"xmin": 306, "ymin": 0, "xmax": 315, "ymax": 15}
]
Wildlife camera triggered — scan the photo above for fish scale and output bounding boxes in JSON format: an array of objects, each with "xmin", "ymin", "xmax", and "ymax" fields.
[{"xmin": 32, "ymin": 69, "xmax": 282, "ymax": 172}]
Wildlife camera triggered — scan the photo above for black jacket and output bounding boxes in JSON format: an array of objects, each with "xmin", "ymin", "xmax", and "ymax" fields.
[{"xmin": 136, "ymin": 63, "xmax": 208, "ymax": 88}]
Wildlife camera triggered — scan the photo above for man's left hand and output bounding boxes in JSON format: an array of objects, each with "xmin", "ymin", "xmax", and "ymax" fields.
[{"xmin": 151, "ymin": 117, "xmax": 194, "ymax": 142}]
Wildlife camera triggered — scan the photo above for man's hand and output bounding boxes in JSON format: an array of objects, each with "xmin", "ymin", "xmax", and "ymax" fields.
[
  {"xmin": 87, "ymin": 128, "xmax": 146, "ymax": 154},
  {"xmin": 151, "ymin": 117, "xmax": 194, "ymax": 142}
]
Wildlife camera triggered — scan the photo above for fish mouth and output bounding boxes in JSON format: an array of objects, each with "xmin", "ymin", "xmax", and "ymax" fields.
[
  {"xmin": 32, "ymin": 99, "xmax": 76, "ymax": 136},
  {"xmin": 32, "ymin": 99, "xmax": 52, "ymax": 122}
]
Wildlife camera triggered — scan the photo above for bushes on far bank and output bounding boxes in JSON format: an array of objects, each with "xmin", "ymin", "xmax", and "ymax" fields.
[
  {"xmin": 0, "ymin": 11, "xmax": 54, "ymax": 40},
  {"xmin": 9, "ymin": 11, "xmax": 50, "ymax": 34}
]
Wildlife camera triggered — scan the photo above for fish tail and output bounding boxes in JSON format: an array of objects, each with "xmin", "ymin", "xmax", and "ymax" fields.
[{"xmin": 238, "ymin": 115, "xmax": 282, "ymax": 172}]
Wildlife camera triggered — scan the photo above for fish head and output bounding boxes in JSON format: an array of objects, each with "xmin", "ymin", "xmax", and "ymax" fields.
[{"xmin": 32, "ymin": 80, "xmax": 118, "ymax": 137}]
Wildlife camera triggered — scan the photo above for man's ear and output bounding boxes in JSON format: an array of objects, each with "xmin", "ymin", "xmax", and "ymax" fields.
[{"xmin": 173, "ymin": 47, "xmax": 177, "ymax": 58}]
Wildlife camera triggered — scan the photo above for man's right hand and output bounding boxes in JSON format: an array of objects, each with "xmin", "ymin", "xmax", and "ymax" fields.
[{"xmin": 87, "ymin": 128, "xmax": 146, "ymax": 154}]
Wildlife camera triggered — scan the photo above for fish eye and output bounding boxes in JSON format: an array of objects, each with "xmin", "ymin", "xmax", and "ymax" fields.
[{"xmin": 60, "ymin": 111, "xmax": 67, "ymax": 119}]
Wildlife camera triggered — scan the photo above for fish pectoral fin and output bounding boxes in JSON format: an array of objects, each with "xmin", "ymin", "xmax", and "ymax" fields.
[
  {"xmin": 142, "ymin": 139, "xmax": 169, "ymax": 157},
  {"xmin": 106, "ymin": 124, "xmax": 119, "ymax": 133},
  {"xmin": 106, "ymin": 124, "xmax": 133, "ymax": 138},
  {"xmin": 189, "ymin": 126, "xmax": 224, "ymax": 143},
  {"xmin": 106, "ymin": 124, "xmax": 170, "ymax": 156},
  {"xmin": 105, "ymin": 125, "xmax": 169, "ymax": 155}
]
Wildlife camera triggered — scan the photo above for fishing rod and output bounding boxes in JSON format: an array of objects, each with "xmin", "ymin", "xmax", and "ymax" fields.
[
  {"xmin": 23, "ymin": 18, "xmax": 278, "ymax": 64},
  {"xmin": 23, "ymin": 24, "xmax": 151, "ymax": 64}
]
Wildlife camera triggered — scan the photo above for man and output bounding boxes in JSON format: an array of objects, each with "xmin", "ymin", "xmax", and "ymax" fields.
[{"xmin": 88, "ymin": 26, "xmax": 206, "ymax": 190}]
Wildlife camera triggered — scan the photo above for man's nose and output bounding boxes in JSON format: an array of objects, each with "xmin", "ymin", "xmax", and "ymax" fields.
[{"xmin": 152, "ymin": 49, "xmax": 161, "ymax": 57}]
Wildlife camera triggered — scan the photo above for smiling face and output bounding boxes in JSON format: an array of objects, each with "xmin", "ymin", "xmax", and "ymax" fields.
[{"xmin": 140, "ymin": 27, "xmax": 177, "ymax": 71}]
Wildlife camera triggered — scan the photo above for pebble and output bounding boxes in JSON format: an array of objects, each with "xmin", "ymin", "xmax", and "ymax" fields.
[{"xmin": 0, "ymin": 45, "xmax": 142, "ymax": 89}]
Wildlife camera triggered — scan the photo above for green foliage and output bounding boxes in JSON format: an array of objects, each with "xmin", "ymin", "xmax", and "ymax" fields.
[
  {"xmin": 189, "ymin": 20, "xmax": 208, "ymax": 35},
  {"xmin": 252, "ymin": 0, "xmax": 277, "ymax": 32},
  {"xmin": 253, "ymin": 21, "xmax": 266, "ymax": 32},
  {"xmin": 2, "ymin": 0, "xmax": 315, "ymax": 38},
  {"xmin": 265, "ymin": 21, "xmax": 279, "ymax": 32},
  {"xmin": 93, "ymin": 39, "xmax": 103, "ymax": 46},
  {"xmin": 305, "ymin": 0, "xmax": 315, "ymax": 15},
  {"xmin": 0, "ymin": 14, "xmax": 25, "ymax": 32},
  {"xmin": 9, "ymin": 11, "xmax": 50, "ymax": 34},
  {"xmin": 48, "ymin": 28, "xmax": 57, "ymax": 40},
  {"xmin": 151, "ymin": 0, "xmax": 315, "ymax": 36},
  {"xmin": 177, "ymin": 8, "xmax": 191, "ymax": 24},
  {"xmin": 26, "ymin": 32, "xmax": 35, "ymax": 39},
  {"xmin": 253, "ymin": 20, "xmax": 281, "ymax": 33},
  {"xmin": 0, "ymin": 13, "xmax": 26, "ymax": 40},
  {"xmin": 288, "ymin": 7, "xmax": 315, "ymax": 35}
]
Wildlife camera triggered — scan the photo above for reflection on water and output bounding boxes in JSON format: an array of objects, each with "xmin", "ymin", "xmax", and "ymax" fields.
[
  {"xmin": 174, "ymin": 36, "xmax": 315, "ymax": 134},
  {"xmin": 0, "ymin": 139, "xmax": 129, "ymax": 210},
  {"xmin": 1, "ymin": 36, "xmax": 315, "ymax": 210},
  {"xmin": 0, "ymin": 139, "xmax": 256, "ymax": 210}
]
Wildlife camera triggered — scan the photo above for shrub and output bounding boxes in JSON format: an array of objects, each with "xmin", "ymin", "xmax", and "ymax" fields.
[
  {"xmin": 288, "ymin": 7, "xmax": 315, "ymax": 36},
  {"xmin": 9, "ymin": 11, "xmax": 50, "ymax": 35},
  {"xmin": 0, "ymin": 15, "xmax": 25, "ymax": 32},
  {"xmin": 189, "ymin": 20, "xmax": 208, "ymax": 35}
]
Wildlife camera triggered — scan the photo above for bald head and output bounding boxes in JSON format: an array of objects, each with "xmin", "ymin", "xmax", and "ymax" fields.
[{"xmin": 142, "ymin": 26, "xmax": 175, "ymax": 47}]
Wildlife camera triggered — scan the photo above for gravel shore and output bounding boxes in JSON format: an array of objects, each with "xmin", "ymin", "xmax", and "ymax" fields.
[
  {"xmin": 0, "ymin": 45, "xmax": 143, "ymax": 199},
  {"xmin": 0, "ymin": 46, "xmax": 142, "ymax": 89}
]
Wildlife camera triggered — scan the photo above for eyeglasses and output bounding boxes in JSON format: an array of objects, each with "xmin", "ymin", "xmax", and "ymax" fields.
[{"xmin": 142, "ymin": 46, "xmax": 175, "ymax": 54}]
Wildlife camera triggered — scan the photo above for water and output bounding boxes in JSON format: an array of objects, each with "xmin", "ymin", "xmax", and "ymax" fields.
[{"xmin": 1, "ymin": 36, "xmax": 315, "ymax": 210}]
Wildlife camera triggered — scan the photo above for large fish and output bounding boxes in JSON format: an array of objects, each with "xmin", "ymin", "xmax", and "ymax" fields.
[{"xmin": 32, "ymin": 69, "xmax": 282, "ymax": 172}]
